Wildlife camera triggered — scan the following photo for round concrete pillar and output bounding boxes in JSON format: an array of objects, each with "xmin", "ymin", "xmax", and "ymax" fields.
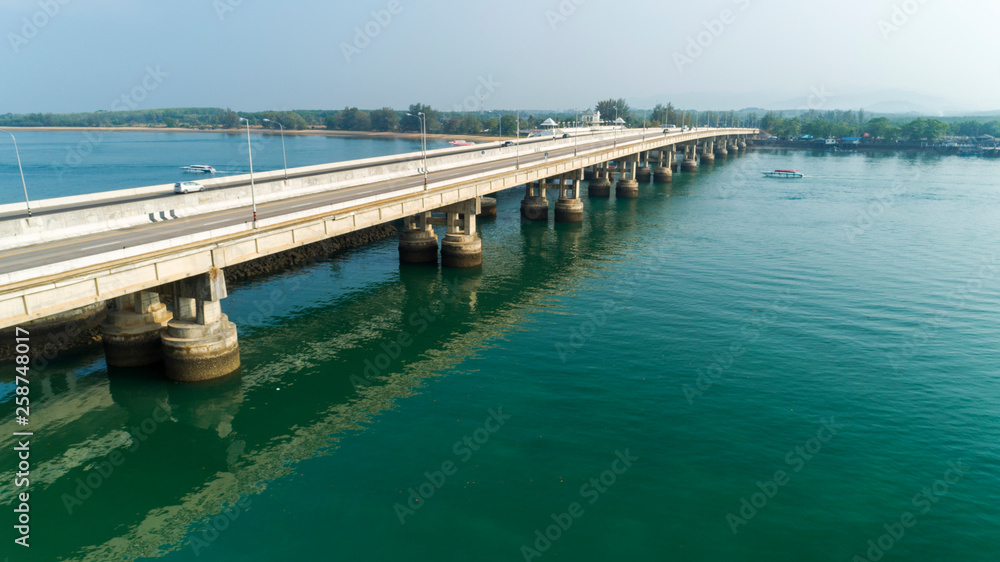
[
  {"xmin": 583, "ymin": 168, "xmax": 596, "ymax": 181},
  {"xmin": 161, "ymin": 316, "xmax": 240, "ymax": 382},
  {"xmin": 398, "ymin": 229, "xmax": 439, "ymax": 264},
  {"xmin": 588, "ymin": 178, "xmax": 611, "ymax": 197},
  {"xmin": 478, "ymin": 196, "xmax": 497, "ymax": 218},
  {"xmin": 616, "ymin": 179, "xmax": 639, "ymax": 198},
  {"xmin": 715, "ymin": 147, "xmax": 729, "ymax": 158},
  {"xmin": 554, "ymin": 198, "xmax": 584, "ymax": 222},
  {"xmin": 102, "ymin": 302, "xmax": 171, "ymax": 367},
  {"xmin": 635, "ymin": 167, "xmax": 652, "ymax": 182},
  {"xmin": 440, "ymin": 234, "xmax": 483, "ymax": 268},
  {"xmin": 681, "ymin": 155, "xmax": 698, "ymax": 172},
  {"xmin": 701, "ymin": 151, "xmax": 715, "ymax": 164},
  {"xmin": 653, "ymin": 167, "xmax": 673, "ymax": 183},
  {"xmin": 520, "ymin": 197, "xmax": 549, "ymax": 221}
]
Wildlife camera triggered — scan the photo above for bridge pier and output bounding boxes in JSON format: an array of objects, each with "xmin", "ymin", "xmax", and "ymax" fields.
[
  {"xmin": 739, "ymin": 138, "xmax": 748, "ymax": 150},
  {"xmin": 715, "ymin": 138, "xmax": 729, "ymax": 158},
  {"xmin": 701, "ymin": 141, "xmax": 715, "ymax": 164},
  {"xmin": 521, "ymin": 180, "xmax": 549, "ymax": 220},
  {"xmin": 681, "ymin": 145, "xmax": 698, "ymax": 173},
  {"xmin": 635, "ymin": 152, "xmax": 652, "ymax": 182},
  {"xmin": 478, "ymin": 196, "xmax": 497, "ymax": 218},
  {"xmin": 616, "ymin": 156, "xmax": 639, "ymax": 198},
  {"xmin": 654, "ymin": 149, "xmax": 673, "ymax": 182},
  {"xmin": 729, "ymin": 140, "xmax": 740, "ymax": 154},
  {"xmin": 102, "ymin": 291, "xmax": 172, "ymax": 367},
  {"xmin": 440, "ymin": 198, "xmax": 483, "ymax": 268},
  {"xmin": 554, "ymin": 171, "xmax": 584, "ymax": 222},
  {"xmin": 399, "ymin": 212, "xmax": 439, "ymax": 264},
  {"xmin": 589, "ymin": 163, "xmax": 611, "ymax": 197},
  {"xmin": 161, "ymin": 268, "xmax": 240, "ymax": 382},
  {"xmin": 583, "ymin": 166, "xmax": 596, "ymax": 181}
]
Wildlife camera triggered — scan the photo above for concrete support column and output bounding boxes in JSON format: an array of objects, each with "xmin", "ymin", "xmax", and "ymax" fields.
[
  {"xmin": 636, "ymin": 151, "xmax": 652, "ymax": 182},
  {"xmin": 715, "ymin": 137, "xmax": 729, "ymax": 158},
  {"xmin": 161, "ymin": 268, "xmax": 240, "ymax": 382},
  {"xmin": 701, "ymin": 141, "xmax": 716, "ymax": 164},
  {"xmin": 654, "ymin": 148, "xmax": 674, "ymax": 182},
  {"xmin": 440, "ymin": 198, "xmax": 483, "ymax": 268},
  {"xmin": 681, "ymin": 145, "xmax": 698, "ymax": 172},
  {"xmin": 102, "ymin": 290, "xmax": 172, "ymax": 367},
  {"xmin": 478, "ymin": 196, "xmax": 497, "ymax": 218},
  {"xmin": 730, "ymin": 140, "xmax": 740, "ymax": 154},
  {"xmin": 521, "ymin": 180, "xmax": 549, "ymax": 220},
  {"xmin": 398, "ymin": 211, "xmax": 439, "ymax": 263},
  {"xmin": 739, "ymin": 138, "xmax": 747, "ymax": 149},
  {"xmin": 589, "ymin": 163, "xmax": 611, "ymax": 197},
  {"xmin": 583, "ymin": 166, "xmax": 596, "ymax": 181},
  {"xmin": 616, "ymin": 155, "xmax": 639, "ymax": 198},
  {"xmin": 555, "ymin": 170, "xmax": 584, "ymax": 222}
]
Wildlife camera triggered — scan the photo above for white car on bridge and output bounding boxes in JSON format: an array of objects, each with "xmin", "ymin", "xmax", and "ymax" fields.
[{"xmin": 174, "ymin": 181, "xmax": 205, "ymax": 194}]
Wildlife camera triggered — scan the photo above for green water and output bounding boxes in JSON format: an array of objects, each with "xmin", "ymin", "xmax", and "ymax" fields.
[{"xmin": 2, "ymin": 149, "xmax": 999, "ymax": 561}]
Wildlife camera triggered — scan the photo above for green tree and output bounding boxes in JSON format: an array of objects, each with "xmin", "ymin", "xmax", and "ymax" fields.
[
  {"xmin": 370, "ymin": 107, "xmax": 401, "ymax": 132},
  {"xmin": 595, "ymin": 98, "xmax": 631, "ymax": 125}
]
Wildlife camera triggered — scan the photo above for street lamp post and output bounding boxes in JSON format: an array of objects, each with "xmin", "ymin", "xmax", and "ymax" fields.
[
  {"xmin": 262, "ymin": 118, "xmax": 287, "ymax": 181},
  {"xmin": 240, "ymin": 118, "xmax": 258, "ymax": 227},
  {"xmin": 515, "ymin": 110, "xmax": 521, "ymax": 169},
  {"xmin": 406, "ymin": 112, "xmax": 428, "ymax": 187},
  {"xmin": 0, "ymin": 129, "xmax": 31, "ymax": 218}
]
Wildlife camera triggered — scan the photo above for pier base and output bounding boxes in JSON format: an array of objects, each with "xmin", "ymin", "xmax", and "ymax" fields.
[
  {"xmin": 399, "ymin": 212, "xmax": 439, "ymax": 264},
  {"xmin": 441, "ymin": 198, "xmax": 483, "ymax": 268},
  {"xmin": 616, "ymin": 179, "xmax": 639, "ymax": 198},
  {"xmin": 521, "ymin": 181, "xmax": 549, "ymax": 221},
  {"xmin": 636, "ymin": 167, "xmax": 651, "ymax": 182},
  {"xmin": 653, "ymin": 167, "xmax": 673, "ymax": 183},
  {"xmin": 478, "ymin": 196, "xmax": 497, "ymax": 218},
  {"xmin": 102, "ymin": 292, "xmax": 171, "ymax": 367},
  {"xmin": 161, "ymin": 269, "xmax": 240, "ymax": 382}
]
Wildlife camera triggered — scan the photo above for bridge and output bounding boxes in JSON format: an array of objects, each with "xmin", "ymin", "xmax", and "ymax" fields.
[{"xmin": 0, "ymin": 126, "xmax": 756, "ymax": 381}]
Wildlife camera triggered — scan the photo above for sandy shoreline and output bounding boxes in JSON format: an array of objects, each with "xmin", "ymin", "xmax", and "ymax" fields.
[{"xmin": 0, "ymin": 126, "xmax": 505, "ymax": 142}]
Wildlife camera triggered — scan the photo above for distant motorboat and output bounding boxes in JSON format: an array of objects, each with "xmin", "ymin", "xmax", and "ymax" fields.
[
  {"xmin": 763, "ymin": 169, "xmax": 804, "ymax": 178},
  {"xmin": 449, "ymin": 140, "xmax": 475, "ymax": 146},
  {"xmin": 181, "ymin": 165, "xmax": 216, "ymax": 173}
]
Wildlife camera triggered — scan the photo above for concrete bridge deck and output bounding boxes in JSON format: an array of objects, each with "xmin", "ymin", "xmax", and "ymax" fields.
[{"xmin": 0, "ymin": 126, "xmax": 756, "ymax": 379}]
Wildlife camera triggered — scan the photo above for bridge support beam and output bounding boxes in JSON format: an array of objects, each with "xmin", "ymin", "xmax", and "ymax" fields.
[
  {"xmin": 441, "ymin": 198, "xmax": 482, "ymax": 268},
  {"xmin": 635, "ymin": 152, "xmax": 652, "ymax": 182},
  {"xmin": 554, "ymin": 171, "xmax": 584, "ymax": 223},
  {"xmin": 681, "ymin": 145, "xmax": 698, "ymax": 173},
  {"xmin": 701, "ymin": 141, "xmax": 716, "ymax": 164},
  {"xmin": 399, "ymin": 212, "xmax": 439, "ymax": 264},
  {"xmin": 616, "ymin": 156, "xmax": 639, "ymax": 198},
  {"xmin": 589, "ymin": 163, "xmax": 611, "ymax": 197},
  {"xmin": 161, "ymin": 268, "xmax": 240, "ymax": 382},
  {"xmin": 478, "ymin": 196, "xmax": 497, "ymax": 218},
  {"xmin": 521, "ymin": 181, "xmax": 550, "ymax": 220},
  {"xmin": 102, "ymin": 291, "xmax": 172, "ymax": 367},
  {"xmin": 654, "ymin": 149, "xmax": 673, "ymax": 182},
  {"xmin": 715, "ymin": 138, "xmax": 729, "ymax": 158}
]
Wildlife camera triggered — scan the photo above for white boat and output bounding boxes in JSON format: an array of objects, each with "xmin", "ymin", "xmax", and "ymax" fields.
[
  {"xmin": 763, "ymin": 169, "xmax": 804, "ymax": 178},
  {"xmin": 181, "ymin": 165, "xmax": 216, "ymax": 173},
  {"xmin": 448, "ymin": 140, "xmax": 475, "ymax": 146}
]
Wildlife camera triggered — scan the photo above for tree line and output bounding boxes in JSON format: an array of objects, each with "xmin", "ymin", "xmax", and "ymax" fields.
[{"xmin": 759, "ymin": 110, "xmax": 1000, "ymax": 141}]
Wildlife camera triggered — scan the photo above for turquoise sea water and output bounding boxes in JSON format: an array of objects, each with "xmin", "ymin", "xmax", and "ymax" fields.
[{"xmin": 1, "ymin": 134, "xmax": 999, "ymax": 561}]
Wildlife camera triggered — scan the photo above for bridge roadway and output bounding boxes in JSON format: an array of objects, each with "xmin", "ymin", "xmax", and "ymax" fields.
[
  {"xmin": 0, "ymin": 126, "xmax": 756, "ymax": 380},
  {"xmin": 0, "ymin": 128, "xmax": 738, "ymax": 276}
]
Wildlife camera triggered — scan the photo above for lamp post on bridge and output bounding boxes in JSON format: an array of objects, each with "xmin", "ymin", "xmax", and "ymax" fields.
[
  {"xmin": 262, "ymin": 118, "xmax": 287, "ymax": 181},
  {"xmin": 0, "ymin": 129, "xmax": 31, "ymax": 218},
  {"xmin": 406, "ymin": 112, "xmax": 428, "ymax": 187},
  {"xmin": 239, "ymin": 117, "xmax": 258, "ymax": 228},
  {"xmin": 515, "ymin": 109, "xmax": 520, "ymax": 169}
]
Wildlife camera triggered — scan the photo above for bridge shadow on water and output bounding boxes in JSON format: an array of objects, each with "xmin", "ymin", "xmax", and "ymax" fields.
[{"xmin": 0, "ymin": 171, "xmax": 719, "ymax": 560}]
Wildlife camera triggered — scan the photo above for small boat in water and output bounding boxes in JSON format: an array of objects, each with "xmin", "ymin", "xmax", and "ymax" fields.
[
  {"xmin": 763, "ymin": 169, "xmax": 804, "ymax": 178},
  {"xmin": 181, "ymin": 165, "xmax": 216, "ymax": 173},
  {"xmin": 449, "ymin": 140, "xmax": 475, "ymax": 146}
]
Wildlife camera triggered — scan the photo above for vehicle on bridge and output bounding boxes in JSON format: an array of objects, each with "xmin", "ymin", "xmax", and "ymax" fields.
[{"xmin": 174, "ymin": 181, "xmax": 205, "ymax": 193}]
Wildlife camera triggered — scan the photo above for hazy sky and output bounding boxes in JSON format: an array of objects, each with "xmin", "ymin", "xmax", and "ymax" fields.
[{"xmin": 3, "ymin": 0, "xmax": 999, "ymax": 114}]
